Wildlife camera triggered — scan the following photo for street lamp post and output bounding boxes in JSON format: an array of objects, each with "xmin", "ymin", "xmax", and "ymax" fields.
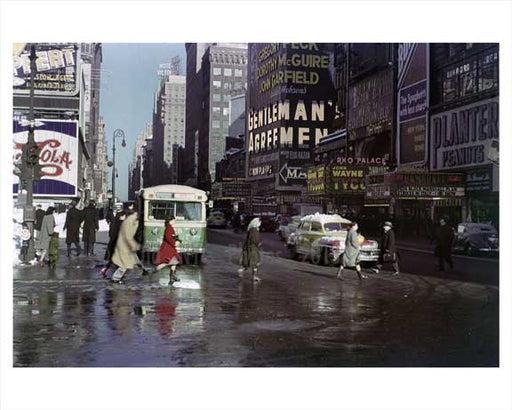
[
  {"xmin": 110, "ymin": 129, "xmax": 126, "ymax": 205},
  {"xmin": 17, "ymin": 45, "xmax": 43, "ymax": 264}
]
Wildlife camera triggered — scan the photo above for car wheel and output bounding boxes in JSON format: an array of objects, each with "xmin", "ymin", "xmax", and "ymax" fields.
[
  {"xmin": 311, "ymin": 249, "xmax": 322, "ymax": 265},
  {"xmin": 322, "ymin": 248, "xmax": 332, "ymax": 266},
  {"xmin": 465, "ymin": 243, "xmax": 476, "ymax": 256}
]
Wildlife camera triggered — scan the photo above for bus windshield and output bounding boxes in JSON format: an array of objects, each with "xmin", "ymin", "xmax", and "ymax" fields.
[{"xmin": 149, "ymin": 201, "xmax": 202, "ymax": 221}]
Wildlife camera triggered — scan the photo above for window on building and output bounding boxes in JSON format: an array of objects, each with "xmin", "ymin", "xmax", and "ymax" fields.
[
  {"xmin": 224, "ymin": 68, "xmax": 232, "ymax": 76},
  {"xmin": 213, "ymin": 80, "xmax": 221, "ymax": 88},
  {"xmin": 212, "ymin": 107, "xmax": 221, "ymax": 114},
  {"xmin": 223, "ymin": 107, "xmax": 229, "ymax": 116},
  {"xmin": 223, "ymin": 94, "xmax": 231, "ymax": 102},
  {"xmin": 223, "ymin": 121, "xmax": 229, "ymax": 129},
  {"xmin": 234, "ymin": 69, "xmax": 243, "ymax": 77},
  {"xmin": 234, "ymin": 82, "xmax": 242, "ymax": 90},
  {"xmin": 213, "ymin": 67, "xmax": 222, "ymax": 75},
  {"xmin": 438, "ymin": 47, "xmax": 498, "ymax": 104},
  {"xmin": 224, "ymin": 82, "xmax": 232, "ymax": 90},
  {"xmin": 212, "ymin": 93, "xmax": 221, "ymax": 102},
  {"xmin": 212, "ymin": 120, "xmax": 220, "ymax": 128}
]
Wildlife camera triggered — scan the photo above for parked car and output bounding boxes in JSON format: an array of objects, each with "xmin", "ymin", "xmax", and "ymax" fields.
[
  {"xmin": 452, "ymin": 222, "xmax": 499, "ymax": 256},
  {"xmin": 207, "ymin": 210, "xmax": 227, "ymax": 228},
  {"xmin": 287, "ymin": 213, "xmax": 380, "ymax": 266},
  {"xmin": 283, "ymin": 216, "xmax": 302, "ymax": 242}
]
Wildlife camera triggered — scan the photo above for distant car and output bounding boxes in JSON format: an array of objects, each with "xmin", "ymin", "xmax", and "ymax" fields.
[
  {"xmin": 207, "ymin": 211, "xmax": 227, "ymax": 228},
  {"xmin": 283, "ymin": 216, "xmax": 302, "ymax": 242},
  {"xmin": 287, "ymin": 213, "xmax": 380, "ymax": 266},
  {"xmin": 453, "ymin": 222, "xmax": 499, "ymax": 256}
]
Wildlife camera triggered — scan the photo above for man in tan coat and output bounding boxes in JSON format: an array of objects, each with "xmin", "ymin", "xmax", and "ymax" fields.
[{"xmin": 111, "ymin": 212, "xmax": 141, "ymax": 283}]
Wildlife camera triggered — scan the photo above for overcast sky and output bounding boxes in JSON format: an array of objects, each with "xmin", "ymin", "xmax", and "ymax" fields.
[{"xmin": 99, "ymin": 43, "xmax": 186, "ymax": 202}]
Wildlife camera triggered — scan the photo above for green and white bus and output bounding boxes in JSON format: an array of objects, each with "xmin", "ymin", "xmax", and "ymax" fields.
[{"xmin": 137, "ymin": 185, "xmax": 208, "ymax": 264}]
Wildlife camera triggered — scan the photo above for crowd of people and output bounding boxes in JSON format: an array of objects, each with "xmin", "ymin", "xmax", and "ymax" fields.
[
  {"xmin": 33, "ymin": 200, "xmax": 183, "ymax": 286},
  {"xmin": 236, "ymin": 215, "xmax": 457, "ymax": 282}
]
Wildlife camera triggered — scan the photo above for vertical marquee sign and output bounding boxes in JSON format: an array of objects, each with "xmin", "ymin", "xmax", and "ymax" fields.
[{"xmin": 397, "ymin": 43, "xmax": 429, "ymax": 165}]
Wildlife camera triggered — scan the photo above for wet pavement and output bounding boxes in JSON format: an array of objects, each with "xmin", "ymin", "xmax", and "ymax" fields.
[{"xmin": 13, "ymin": 240, "xmax": 499, "ymax": 367}]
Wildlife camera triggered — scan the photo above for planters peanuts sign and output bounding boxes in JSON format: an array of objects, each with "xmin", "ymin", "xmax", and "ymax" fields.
[{"xmin": 13, "ymin": 118, "xmax": 79, "ymax": 197}]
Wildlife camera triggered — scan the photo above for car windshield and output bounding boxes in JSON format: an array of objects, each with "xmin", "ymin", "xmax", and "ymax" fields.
[{"xmin": 324, "ymin": 222, "xmax": 343, "ymax": 232}]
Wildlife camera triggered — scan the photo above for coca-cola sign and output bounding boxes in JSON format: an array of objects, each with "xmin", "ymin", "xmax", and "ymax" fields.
[{"xmin": 13, "ymin": 118, "xmax": 78, "ymax": 197}]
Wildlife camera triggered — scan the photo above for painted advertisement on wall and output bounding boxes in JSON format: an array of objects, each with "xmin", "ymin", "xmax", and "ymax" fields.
[
  {"xmin": 247, "ymin": 43, "xmax": 336, "ymax": 188},
  {"xmin": 397, "ymin": 43, "xmax": 428, "ymax": 165},
  {"xmin": 430, "ymin": 97, "xmax": 499, "ymax": 171},
  {"xmin": 13, "ymin": 118, "xmax": 79, "ymax": 197},
  {"xmin": 13, "ymin": 43, "xmax": 80, "ymax": 96}
]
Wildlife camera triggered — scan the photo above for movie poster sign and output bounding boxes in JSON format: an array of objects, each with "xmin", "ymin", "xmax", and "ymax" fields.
[
  {"xmin": 13, "ymin": 118, "xmax": 79, "ymax": 197},
  {"xmin": 13, "ymin": 43, "xmax": 80, "ymax": 96},
  {"xmin": 430, "ymin": 97, "xmax": 499, "ymax": 171},
  {"xmin": 247, "ymin": 43, "xmax": 336, "ymax": 187},
  {"xmin": 397, "ymin": 43, "xmax": 428, "ymax": 165},
  {"xmin": 307, "ymin": 165, "xmax": 325, "ymax": 195}
]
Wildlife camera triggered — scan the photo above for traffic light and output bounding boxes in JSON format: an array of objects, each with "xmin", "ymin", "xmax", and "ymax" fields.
[{"xmin": 26, "ymin": 143, "xmax": 40, "ymax": 166}]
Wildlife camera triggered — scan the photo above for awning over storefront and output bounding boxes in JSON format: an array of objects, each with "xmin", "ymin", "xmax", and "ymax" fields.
[{"xmin": 364, "ymin": 171, "xmax": 465, "ymax": 204}]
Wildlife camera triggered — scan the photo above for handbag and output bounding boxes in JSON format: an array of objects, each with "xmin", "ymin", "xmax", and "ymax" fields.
[{"xmin": 382, "ymin": 251, "xmax": 395, "ymax": 263}]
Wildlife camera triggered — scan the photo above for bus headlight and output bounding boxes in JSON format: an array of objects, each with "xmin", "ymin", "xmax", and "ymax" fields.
[
  {"xmin": 190, "ymin": 228, "xmax": 198, "ymax": 236},
  {"xmin": 151, "ymin": 227, "xmax": 159, "ymax": 236}
]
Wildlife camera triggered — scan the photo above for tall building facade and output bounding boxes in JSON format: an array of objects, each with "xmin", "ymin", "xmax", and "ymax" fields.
[
  {"xmin": 150, "ymin": 74, "xmax": 186, "ymax": 186},
  {"xmin": 163, "ymin": 75, "xmax": 186, "ymax": 167},
  {"xmin": 184, "ymin": 43, "xmax": 248, "ymax": 190},
  {"xmin": 95, "ymin": 117, "xmax": 108, "ymax": 205},
  {"xmin": 80, "ymin": 43, "xmax": 103, "ymax": 202},
  {"xmin": 128, "ymin": 122, "xmax": 151, "ymax": 198}
]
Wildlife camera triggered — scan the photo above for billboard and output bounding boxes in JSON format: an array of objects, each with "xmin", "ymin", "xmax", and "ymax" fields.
[
  {"xmin": 348, "ymin": 68, "xmax": 393, "ymax": 140},
  {"xmin": 397, "ymin": 43, "xmax": 429, "ymax": 165},
  {"xmin": 430, "ymin": 97, "xmax": 499, "ymax": 171},
  {"xmin": 247, "ymin": 43, "xmax": 336, "ymax": 188},
  {"xmin": 13, "ymin": 43, "xmax": 80, "ymax": 96},
  {"xmin": 13, "ymin": 118, "xmax": 79, "ymax": 197}
]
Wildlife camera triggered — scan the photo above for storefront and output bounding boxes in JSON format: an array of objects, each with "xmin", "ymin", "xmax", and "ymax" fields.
[
  {"xmin": 365, "ymin": 171, "xmax": 465, "ymax": 236},
  {"xmin": 430, "ymin": 96, "xmax": 499, "ymax": 228}
]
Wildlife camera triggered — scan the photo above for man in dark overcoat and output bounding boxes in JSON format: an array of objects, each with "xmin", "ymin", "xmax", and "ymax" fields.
[
  {"xmin": 64, "ymin": 199, "xmax": 84, "ymax": 257},
  {"xmin": 372, "ymin": 221, "xmax": 400, "ymax": 275},
  {"xmin": 434, "ymin": 217, "xmax": 455, "ymax": 271},
  {"xmin": 83, "ymin": 200, "xmax": 99, "ymax": 256}
]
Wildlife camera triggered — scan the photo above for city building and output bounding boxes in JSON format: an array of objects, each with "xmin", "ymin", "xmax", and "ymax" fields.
[
  {"xmin": 95, "ymin": 117, "xmax": 108, "ymax": 206},
  {"xmin": 79, "ymin": 43, "xmax": 103, "ymax": 202},
  {"xmin": 128, "ymin": 122, "xmax": 151, "ymax": 198},
  {"xmin": 428, "ymin": 43, "xmax": 499, "ymax": 227},
  {"xmin": 163, "ymin": 75, "xmax": 186, "ymax": 167},
  {"xmin": 184, "ymin": 43, "xmax": 248, "ymax": 190}
]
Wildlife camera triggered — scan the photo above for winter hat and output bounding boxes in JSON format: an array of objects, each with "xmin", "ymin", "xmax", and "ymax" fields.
[{"xmin": 383, "ymin": 221, "xmax": 393, "ymax": 228}]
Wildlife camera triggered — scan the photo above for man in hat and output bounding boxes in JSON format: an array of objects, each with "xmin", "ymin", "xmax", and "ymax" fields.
[
  {"xmin": 64, "ymin": 199, "xmax": 83, "ymax": 257},
  {"xmin": 82, "ymin": 200, "xmax": 99, "ymax": 256},
  {"xmin": 372, "ymin": 221, "xmax": 400, "ymax": 275},
  {"xmin": 433, "ymin": 217, "xmax": 454, "ymax": 271}
]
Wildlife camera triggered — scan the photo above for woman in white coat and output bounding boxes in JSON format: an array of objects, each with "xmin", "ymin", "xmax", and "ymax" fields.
[
  {"xmin": 111, "ymin": 211, "xmax": 141, "ymax": 283},
  {"xmin": 38, "ymin": 207, "xmax": 56, "ymax": 266}
]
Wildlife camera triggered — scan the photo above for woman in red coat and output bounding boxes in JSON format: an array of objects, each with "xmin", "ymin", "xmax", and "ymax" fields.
[{"xmin": 155, "ymin": 216, "xmax": 182, "ymax": 284}]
